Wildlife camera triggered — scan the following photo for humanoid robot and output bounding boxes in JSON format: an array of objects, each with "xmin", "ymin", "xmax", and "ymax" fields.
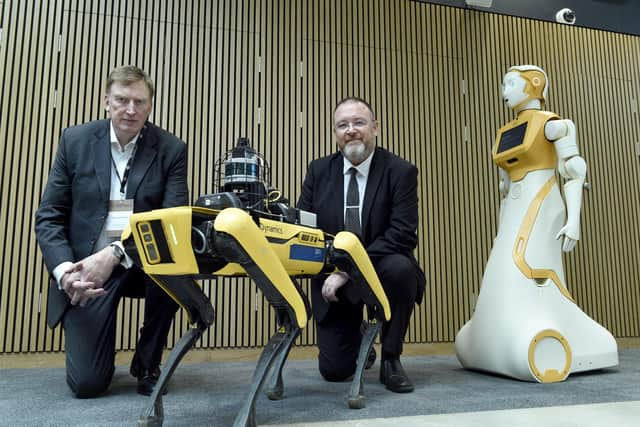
[
  {"xmin": 455, "ymin": 65, "xmax": 618, "ymax": 383},
  {"xmin": 122, "ymin": 138, "xmax": 391, "ymax": 426}
]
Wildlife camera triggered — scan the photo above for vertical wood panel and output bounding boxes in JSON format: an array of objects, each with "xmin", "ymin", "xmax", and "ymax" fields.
[{"xmin": 0, "ymin": 0, "xmax": 639, "ymax": 355}]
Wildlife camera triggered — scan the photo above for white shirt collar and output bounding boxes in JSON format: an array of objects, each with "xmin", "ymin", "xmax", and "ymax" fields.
[{"xmin": 109, "ymin": 121, "xmax": 140, "ymax": 152}]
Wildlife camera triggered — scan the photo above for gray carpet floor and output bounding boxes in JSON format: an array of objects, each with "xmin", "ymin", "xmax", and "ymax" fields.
[{"xmin": 0, "ymin": 349, "xmax": 638, "ymax": 426}]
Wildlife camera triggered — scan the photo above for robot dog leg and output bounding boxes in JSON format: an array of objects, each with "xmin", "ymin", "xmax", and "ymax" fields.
[
  {"xmin": 122, "ymin": 232, "xmax": 215, "ymax": 427},
  {"xmin": 264, "ymin": 308, "xmax": 301, "ymax": 401},
  {"xmin": 328, "ymin": 231, "xmax": 391, "ymax": 409},
  {"xmin": 127, "ymin": 207, "xmax": 309, "ymax": 427},
  {"xmin": 264, "ymin": 231, "xmax": 391, "ymax": 409},
  {"xmin": 132, "ymin": 274, "xmax": 215, "ymax": 427},
  {"xmin": 212, "ymin": 208, "xmax": 309, "ymax": 427}
]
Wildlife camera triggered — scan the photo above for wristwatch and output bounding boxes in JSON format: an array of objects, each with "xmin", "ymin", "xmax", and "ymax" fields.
[{"xmin": 110, "ymin": 242, "xmax": 125, "ymax": 262}]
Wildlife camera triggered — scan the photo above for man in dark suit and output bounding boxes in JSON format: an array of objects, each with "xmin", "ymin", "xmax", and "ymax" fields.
[
  {"xmin": 298, "ymin": 97, "xmax": 426, "ymax": 393},
  {"xmin": 35, "ymin": 66, "xmax": 188, "ymax": 398}
]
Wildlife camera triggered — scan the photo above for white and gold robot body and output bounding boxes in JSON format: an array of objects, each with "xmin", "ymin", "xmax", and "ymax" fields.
[{"xmin": 455, "ymin": 67, "xmax": 618, "ymax": 382}]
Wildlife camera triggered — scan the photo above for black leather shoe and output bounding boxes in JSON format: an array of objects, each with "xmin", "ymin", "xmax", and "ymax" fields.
[
  {"xmin": 380, "ymin": 359, "xmax": 414, "ymax": 393},
  {"xmin": 132, "ymin": 366, "xmax": 167, "ymax": 396},
  {"xmin": 137, "ymin": 367, "xmax": 168, "ymax": 396},
  {"xmin": 365, "ymin": 346, "xmax": 376, "ymax": 370}
]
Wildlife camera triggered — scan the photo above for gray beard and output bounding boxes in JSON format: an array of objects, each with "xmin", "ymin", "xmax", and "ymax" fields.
[{"xmin": 342, "ymin": 142, "xmax": 371, "ymax": 165}]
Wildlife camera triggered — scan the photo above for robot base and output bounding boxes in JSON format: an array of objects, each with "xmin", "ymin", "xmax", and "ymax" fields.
[{"xmin": 455, "ymin": 299, "xmax": 619, "ymax": 383}]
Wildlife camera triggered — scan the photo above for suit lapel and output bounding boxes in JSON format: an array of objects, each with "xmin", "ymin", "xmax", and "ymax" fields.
[
  {"xmin": 126, "ymin": 124, "xmax": 157, "ymax": 200},
  {"xmin": 332, "ymin": 154, "xmax": 346, "ymax": 231},
  {"xmin": 93, "ymin": 122, "xmax": 111, "ymax": 203},
  {"xmin": 362, "ymin": 148, "xmax": 384, "ymax": 234}
]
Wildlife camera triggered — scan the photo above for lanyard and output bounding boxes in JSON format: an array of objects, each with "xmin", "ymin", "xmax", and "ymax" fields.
[{"xmin": 111, "ymin": 143, "xmax": 138, "ymax": 197}]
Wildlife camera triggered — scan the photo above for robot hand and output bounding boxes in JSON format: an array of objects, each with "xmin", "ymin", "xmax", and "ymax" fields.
[{"xmin": 555, "ymin": 224, "xmax": 578, "ymax": 252}]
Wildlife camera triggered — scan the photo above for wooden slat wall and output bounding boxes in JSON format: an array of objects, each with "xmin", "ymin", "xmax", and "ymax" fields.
[{"xmin": 0, "ymin": 0, "xmax": 638, "ymax": 354}]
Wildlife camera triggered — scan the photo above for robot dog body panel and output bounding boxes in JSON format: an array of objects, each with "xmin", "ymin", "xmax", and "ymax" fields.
[
  {"xmin": 126, "ymin": 205, "xmax": 389, "ymax": 328},
  {"xmin": 130, "ymin": 206, "xmax": 328, "ymax": 276}
]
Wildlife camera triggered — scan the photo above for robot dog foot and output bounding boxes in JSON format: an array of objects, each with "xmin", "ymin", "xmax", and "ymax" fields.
[
  {"xmin": 346, "ymin": 320, "xmax": 381, "ymax": 409},
  {"xmin": 138, "ymin": 327, "xmax": 204, "ymax": 426},
  {"xmin": 234, "ymin": 321, "xmax": 301, "ymax": 427},
  {"xmin": 265, "ymin": 328, "xmax": 300, "ymax": 401}
]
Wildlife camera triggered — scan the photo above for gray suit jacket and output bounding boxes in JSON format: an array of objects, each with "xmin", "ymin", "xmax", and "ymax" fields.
[{"xmin": 35, "ymin": 119, "xmax": 188, "ymax": 326}]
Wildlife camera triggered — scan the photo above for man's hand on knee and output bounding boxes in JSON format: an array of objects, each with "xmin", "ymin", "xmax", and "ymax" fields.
[
  {"xmin": 322, "ymin": 272, "xmax": 349, "ymax": 302},
  {"xmin": 63, "ymin": 247, "xmax": 117, "ymax": 305},
  {"xmin": 61, "ymin": 269, "xmax": 105, "ymax": 306},
  {"xmin": 71, "ymin": 246, "xmax": 120, "ymax": 287}
]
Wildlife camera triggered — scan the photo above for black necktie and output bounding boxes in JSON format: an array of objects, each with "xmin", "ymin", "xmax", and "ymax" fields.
[{"xmin": 345, "ymin": 167, "xmax": 361, "ymax": 236}]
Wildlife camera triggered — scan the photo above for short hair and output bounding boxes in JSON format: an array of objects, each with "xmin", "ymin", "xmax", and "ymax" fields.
[
  {"xmin": 106, "ymin": 66, "xmax": 155, "ymax": 99},
  {"xmin": 334, "ymin": 96, "xmax": 376, "ymax": 121}
]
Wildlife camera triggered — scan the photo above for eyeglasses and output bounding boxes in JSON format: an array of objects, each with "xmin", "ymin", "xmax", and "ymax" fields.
[
  {"xmin": 110, "ymin": 95, "xmax": 149, "ymax": 110},
  {"xmin": 335, "ymin": 118, "xmax": 370, "ymax": 132}
]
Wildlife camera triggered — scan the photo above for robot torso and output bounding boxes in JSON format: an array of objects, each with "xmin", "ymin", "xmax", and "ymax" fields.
[{"xmin": 493, "ymin": 110, "xmax": 559, "ymax": 182}]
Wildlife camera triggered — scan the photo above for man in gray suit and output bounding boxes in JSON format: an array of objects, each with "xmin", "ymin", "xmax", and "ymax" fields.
[{"xmin": 35, "ymin": 66, "xmax": 188, "ymax": 398}]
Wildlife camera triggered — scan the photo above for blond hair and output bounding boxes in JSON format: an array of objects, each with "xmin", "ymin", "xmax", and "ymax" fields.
[{"xmin": 106, "ymin": 66, "xmax": 154, "ymax": 98}]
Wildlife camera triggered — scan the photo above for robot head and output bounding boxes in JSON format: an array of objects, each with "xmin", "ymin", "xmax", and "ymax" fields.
[
  {"xmin": 215, "ymin": 138, "xmax": 270, "ymax": 207},
  {"xmin": 502, "ymin": 65, "xmax": 549, "ymax": 110},
  {"xmin": 222, "ymin": 138, "xmax": 264, "ymax": 184}
]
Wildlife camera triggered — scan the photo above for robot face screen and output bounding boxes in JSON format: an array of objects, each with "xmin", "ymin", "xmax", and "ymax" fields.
[{"xmin": 502, "ymin": 71, "xmax": 529, "ymax": 109}]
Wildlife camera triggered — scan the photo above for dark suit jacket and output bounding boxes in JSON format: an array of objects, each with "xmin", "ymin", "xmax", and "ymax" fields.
[
  {"xmin": 297, "ymin": 147, "xmax": 426, "ymax": 318},
  {"xmin": 35, "ymin": 119, "xmax": 189, "ymax": 326}
]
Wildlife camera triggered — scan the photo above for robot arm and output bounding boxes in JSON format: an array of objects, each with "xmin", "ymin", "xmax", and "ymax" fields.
[
  {"xmin": 498, "ymin": 167, "xmax": 511, "ymax": 227},
  {"xmin": 545, "ymin": 119, "xmax": 587, "ymax": 252},
  {"xmin": 498, "ymin": 167, "xmax": 511, "ymax": 198}
]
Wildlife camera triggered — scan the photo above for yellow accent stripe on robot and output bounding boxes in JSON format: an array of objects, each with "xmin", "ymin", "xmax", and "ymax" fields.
[{"xmin": 512, "ymin": 175, "xmax": 575, "ymax": 303}]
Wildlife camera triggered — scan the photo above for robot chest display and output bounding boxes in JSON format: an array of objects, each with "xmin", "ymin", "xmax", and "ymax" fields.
[{"xmin": 493, "ymin": 110, "xmax": 558, "ymax": 182}]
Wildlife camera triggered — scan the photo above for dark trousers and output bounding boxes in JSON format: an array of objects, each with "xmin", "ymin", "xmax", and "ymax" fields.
[
  {"xmin": 313, "ymin": 253, "xmax": 419, "ymax": 381},
  {"xmin": 62, "ymin": 266, "xmax": 178, "ymax": 398}
]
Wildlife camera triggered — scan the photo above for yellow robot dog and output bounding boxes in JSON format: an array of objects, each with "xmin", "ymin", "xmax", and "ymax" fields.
[{"xmin": 123, "ymin": 139, "xmax": 391, "ymax": 427}]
